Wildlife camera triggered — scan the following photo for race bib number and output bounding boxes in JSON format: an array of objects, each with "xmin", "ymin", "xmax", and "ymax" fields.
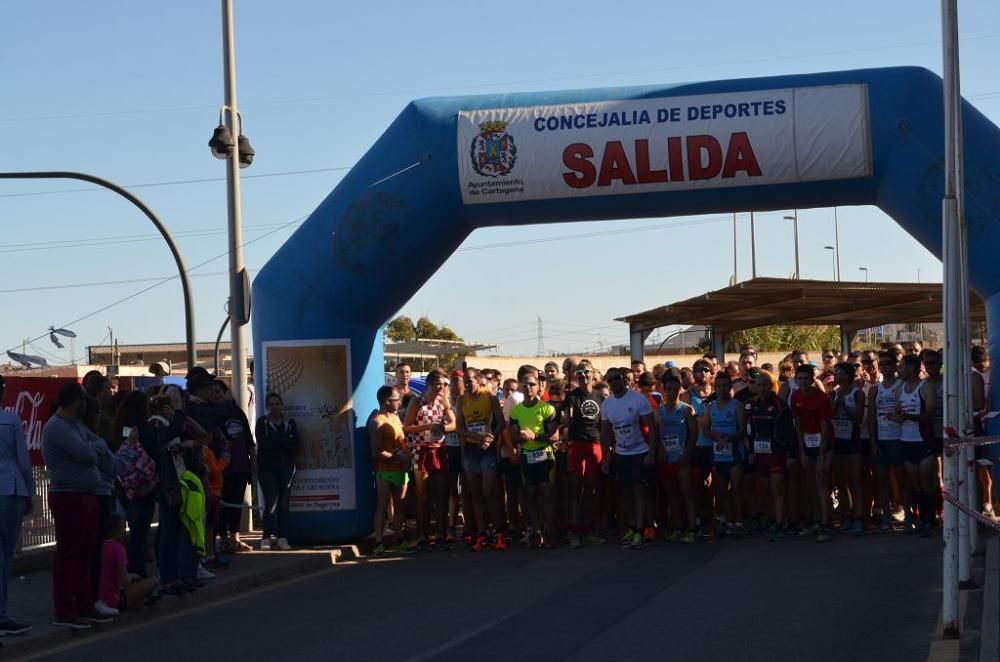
[
  {"xmin": 524, "ymin": 449, "xmax": 550, "ymax": 465},
  {"xmin": 804, "ymin": 432, "xmax": 822, "ymax": 448},
  {"xmin": 444, "ymin": 432, "xmax": 460, "ymax": 448},
  {"xmin": 754, "ymin": 439, "xmax": 772, "ymax": 454},
  {"xmin": 613, "ymin": 423, "xmax": 634, "ymax": 448},
  {"xmin": 468, "ymin": 422, "xmax": 487, "ymax": 436},
  {"xmin": 713, "ymin": 441, "xmax": 733, "ymax": 458},
  {"xmin": 661, "ymin": 434, "xmax": 681, "ymax": 453},
  {"xmin": 833, "ymin": 419, "xmax": 853, "ymax": 439}
]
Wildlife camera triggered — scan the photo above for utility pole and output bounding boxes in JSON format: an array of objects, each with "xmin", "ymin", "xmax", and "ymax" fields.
[
  {"xmin": 750, "ymin": 212, "xmax": 757, "ymax": 278},
  {"xmin": 536, "ymin": 316, "xmax": 545, "ymax": 356}
]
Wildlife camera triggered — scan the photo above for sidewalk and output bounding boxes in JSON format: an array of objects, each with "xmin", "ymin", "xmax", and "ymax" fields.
[{"xmin": 0, "ymin": 534, "xmax": 357, "ymax": 659}]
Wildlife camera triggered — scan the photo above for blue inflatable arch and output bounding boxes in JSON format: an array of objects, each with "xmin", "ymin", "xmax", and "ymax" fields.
[{"xmin": 253, "ymin": 66, "xmax": 1000, "ymax": 542}]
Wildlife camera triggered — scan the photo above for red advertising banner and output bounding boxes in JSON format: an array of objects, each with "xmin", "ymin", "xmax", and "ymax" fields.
[{"xmin": 1, "ymin": 377, "xmax": 78, "ymax": 466}]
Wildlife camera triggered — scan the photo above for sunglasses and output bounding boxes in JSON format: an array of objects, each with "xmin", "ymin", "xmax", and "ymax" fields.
[
  {"xmin": 696, "ymin": 367, "xmax": 712, "ymax": 373},
  {"xmin": 576, "ymin": 370, "xmax": 592, "ymax": 376}
]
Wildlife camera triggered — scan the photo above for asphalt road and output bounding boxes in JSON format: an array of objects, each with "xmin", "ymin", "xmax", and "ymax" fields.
[{"xmin": 31, "ymin": 532, "xmax": 942, "ymax": 662}]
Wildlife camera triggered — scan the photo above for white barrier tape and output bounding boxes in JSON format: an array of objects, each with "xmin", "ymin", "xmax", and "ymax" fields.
[
  {"xmin": 942, "ymin": 490, "xmax": 1000, "ymax": 532},
  {"xmin": 943, "ymin": 427, "xmax": 1000, "ymax": 448}
]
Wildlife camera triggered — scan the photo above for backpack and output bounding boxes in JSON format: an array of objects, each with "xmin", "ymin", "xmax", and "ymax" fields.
[{"xmin": 116, "ymin": 439, "xmax": 159, "ymax": 500}]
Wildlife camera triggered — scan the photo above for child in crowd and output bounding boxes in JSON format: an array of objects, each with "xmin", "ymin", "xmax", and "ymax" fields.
[{"xmin": 96, "ymin": 514, "xmax": 159, "ymax": 616}]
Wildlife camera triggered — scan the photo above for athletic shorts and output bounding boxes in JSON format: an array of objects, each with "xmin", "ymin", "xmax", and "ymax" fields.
[
  {"xmin": 834, "ymin": 437, "xmax": 863, "ymax": 455},
  {"xmin": 568, "ymin": 442, "xmax": 603, "ymax": 480},
  {"xmin": 713, "ymin": 461, "xmax": 742, "ymax": 480},
  {"xmin": 446, "ymin": 446, "xmax": 463, "ymax": 475},
  {"xmin": 498, "ymin": 457, "xmax": 522, "ymax": 488},
  {"xmin": 786, "ymin": 440, "xmax": 800, "ymax": 461},
  {"xmin": 521, "ymin": 448, "xmax": 556, "ymax": 486},
  {"xmin": 692, "ymin": 446, "xmax": 714, "ymax": 474},
  {"xmin": 462, "ymin": 445, "xmax": 498, "ymax": 475},
  {"xmin": 376, "ymin": 470, "xmax": 407, "ymax": 489},
  {"xmin": 754, "ymin": 451, "xmax": 787, "ymax": 475},
  {"xmin": 657, "ymin": 462, "xmax": 681, "ymax": 481},
  {"xmin": 616, "ymin": 452, "xmax": 652, "ymax": 487},
  {"xmin": 415, "ymin": 445, "xmax": 448, "ymax": 477},
  {"xmin": 876, "ymin": 439, "xmax": 903, "ymax": 467},
  {"xmin": 902, "ymin": 442, "xmax": 935, "ymax": 465}
]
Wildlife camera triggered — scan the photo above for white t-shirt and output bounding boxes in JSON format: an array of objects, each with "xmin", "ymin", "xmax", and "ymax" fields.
[
  {"xmin": 601, "ymin": 390, "xmax": 653, "ymax": 456},
  {"xmin": 502, "ymin": 391, "xmax": 524, "ymax": 422}
]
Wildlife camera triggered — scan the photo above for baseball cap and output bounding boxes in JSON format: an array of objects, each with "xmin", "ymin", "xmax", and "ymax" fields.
[{"xmin": 450, "ymin": 369, "xmax": 464, "ymax": 379}]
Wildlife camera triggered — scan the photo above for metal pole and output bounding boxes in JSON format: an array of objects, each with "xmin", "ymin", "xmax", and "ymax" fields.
[
  {"xmin": 0, "ymin": 171, "xmax": 197, "ymax": 368},
  {"xmin": 750, "ymin": 211, "xmax": 757, "ymax": 278},
  {"xmin": 952, "ymin": 14, "xmax": 977, "ymax": 568},
  {"xmin": 793, "ymin": 209, "xmax": 801, "ymax": 280},
  {"xmin": 222, "ymin": 0, "xmax": 249, "ymax": 414},
  {"xmin": 940, "ymin": 0, "xmax": 962, "ymax": 637},
  {"xmin": 833, "ymin": 207, "xmax": 842, "ymax": 280},
  {"xmin": 215, "ymin": 314, "xmax": 231, "ymax": 376},
  {"xmin": 732, "ymin": 213, "xmax": 738, "ymax": 283}
]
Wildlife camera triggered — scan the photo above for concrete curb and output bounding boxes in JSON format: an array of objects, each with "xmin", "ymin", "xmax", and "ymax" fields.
[
  {"xmin": 0, "ymin": 549, "xmax": 346, "ymax": 659},
  {"xmin": 981, "ymin": 537, "xmax": 999, "ymax": 662}
]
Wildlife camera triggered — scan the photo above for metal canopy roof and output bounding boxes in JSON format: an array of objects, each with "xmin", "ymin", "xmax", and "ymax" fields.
[{"xmin": 617, "ymin": 278, "xmax": 986, "ymax": 335}]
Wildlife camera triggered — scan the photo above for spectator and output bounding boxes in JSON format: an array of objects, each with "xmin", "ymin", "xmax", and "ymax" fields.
[
  {"xmin": 96, "ymin": 513, "xmax": 158, "ymax": 616},
  {"xmin": 80, "ymin": 397, "xmax": 117, "ymax": 603},
  {"xmin": 0, "ymin": 375, "xmax": 35, "ymax": 635},
  {"xmin": 209, "ymin": 380, "xmax": 255, "ymax": 554},
  {"xmin": 41, "ymin": 382, "xmax": 112, "ymax": 629},
  {"xmin": 255, "ymin": 393, "xmax": 300, "ymax": 551},
  {"xmin": 83, "ymin": 374, "xmax": 114, "ymax": 443},
  {"xmin": 148, "ymin": 361, "xmax": 170, "ymax": 386},
  {"xmin": 113, "ymin": 390, "xmax": 157, "ymax": 576}
]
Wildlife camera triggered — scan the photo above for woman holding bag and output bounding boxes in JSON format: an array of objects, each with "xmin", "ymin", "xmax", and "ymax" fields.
[{"xmin": 254, "ymin": 393, "xmax": 300, "ymax": 551}]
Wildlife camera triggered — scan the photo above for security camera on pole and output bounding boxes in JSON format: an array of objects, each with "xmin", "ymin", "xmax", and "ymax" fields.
[{"xmin": 208, "ymin": 0, "xmax": 254, "ymax": 416}]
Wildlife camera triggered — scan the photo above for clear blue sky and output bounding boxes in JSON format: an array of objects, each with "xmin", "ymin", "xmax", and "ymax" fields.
[{"xmin": 2, "ymin": 1, "xmax": 999, "ymax": 362}]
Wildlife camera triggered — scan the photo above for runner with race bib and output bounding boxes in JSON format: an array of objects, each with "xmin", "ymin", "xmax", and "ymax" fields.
[
  {"xmin": 791, "ymin": 363, "xmax": 834, "ymax": 543},
  {"xmin": 600, "ymin": 368, "xmax": 656, "ymax": 549},
  {"xmin": 656, "ymin": 371, "xmax": 698, "ymax": 543},
  {"xmin": 702, "ymin": 371, "xmax": 747, "ymax": 537}
]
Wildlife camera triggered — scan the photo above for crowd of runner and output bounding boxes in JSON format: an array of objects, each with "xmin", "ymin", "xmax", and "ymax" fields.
[{"xmin": 369, "ymin": 344, "xmax": 995, "ymax": 554}]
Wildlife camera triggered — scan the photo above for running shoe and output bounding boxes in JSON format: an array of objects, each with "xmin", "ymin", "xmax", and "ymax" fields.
[
  {"xmin": 0, "ymin": 619, "xmax": 31, "ymax": 636},
  {"xmin": 373, "ymin": 543, "xmax": 386, "ymax": 556},
  {"xmin": 919, "ymin": 523, "xmax": 935, "ymax": 538},
  {"xmin": 767, "ymin": 524, "xmax": 784, "ymax": 542},
  {"xmin": 816, "ymin": 526, "xmax": 832, "ymax": 543},
  {"xmin": 471, "ymin": 533, "xmax": 490, "ymax": 552},
  {"xmin": 628, "ymin": 531, "xmax": 644, "ymax": 549},
  {"xmin": 52, "ymin": 618, "xmax": 91, "ymax": 630},
  {"xmin": 276, "ymin": 537, "xmax": 291, "ymax": 551},
  {"xmin": 665, "ymin": 530, "xmax": 683, "ymax": 543},
  {"xmin": 519, "ymin": 529, "xmax": 535, "ymax": 547},
  {"xmin": 396, "ymin": 540, "xmax": 417, "ymax": 554},
  {"xmin": 584, "ymin": 534, "xmax": 607, "ymax": 546},
  {"xmin": 982, "ymin": 504, "xmax": 995, "ymax": 519},
  {"xmin": 619, "ymin": 529, "xmax": 636, "ymax": 546},
  {"xmin": 849, "ymin": 519, "xmax": 865, "ymax": 536},
  {"xmin": 494, "ymin": 532, "xmax": 508, "ymax": 550},
  {"xmin": 903, "ymin": 517, "xmax": 918, "ymax": 535},
  {"xmin": 799, "ymin": 523, "xmax": 819, "ymax": 537},
  {"xmin": 569, "ymin": 534, "xmax": 582, "ymax": 549},
  {"xmin": 681, "ymin": 529, "xmax": 699, "ymax": 544},
  {"xmin": 838, "ymin": 517, "xmax": 854, "ymax": 534},
  {"xmin": 642, "ymin": 526, "xmax": 657, "ymax": 542},
  {"xmin": 259, "ymin": 537, "xmax": 271, "ymax": 551}
]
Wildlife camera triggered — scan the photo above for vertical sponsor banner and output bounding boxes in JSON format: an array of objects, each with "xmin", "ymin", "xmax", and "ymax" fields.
[
  {"xmin": 1, "ymin": 377, "xmax": 76, "ymax": 466},
  {"xmin": 457, "ymin": 84, "xmax": 871, "ymax": 204},
  {"xmin": 262, "ymin": 340, "xmax": 356, "ymax": 511}
]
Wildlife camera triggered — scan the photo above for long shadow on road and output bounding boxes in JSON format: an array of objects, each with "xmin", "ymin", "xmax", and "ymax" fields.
[{"xmin": 33, "ymin": 532, "xmax": 941, "ymax": 662}]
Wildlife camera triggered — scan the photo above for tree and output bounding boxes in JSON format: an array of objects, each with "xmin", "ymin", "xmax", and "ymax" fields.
[
  {"xmin": 385, "ymin": 316, "xmax": 417, "ymax": 342},
  {"xmin": 727, "ymin": 325, "xmax": 841, "ymax": 353}
]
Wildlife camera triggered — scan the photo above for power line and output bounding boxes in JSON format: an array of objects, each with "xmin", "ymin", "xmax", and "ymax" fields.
[
  {"xmin": 0, "ymin": 166, "xmax": 349, "ymax": 199},
  {"xmin": 2, "ymin": 213, "xmax": 308, "ymax": 356},
  {"xmin": 2, "ymin": 34, "xmax": 998, "ymax": 124}
]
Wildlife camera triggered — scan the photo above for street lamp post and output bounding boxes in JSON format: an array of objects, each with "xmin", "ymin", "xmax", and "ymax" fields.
[
  {"xmin": 210, "ymin": 0, "xmax": 254, "ymax": 415},
  {"xmin": 783, "ymin": 211, "xmax": 800, "ymax": 279},
  {"xmin": 824, "ymin": 246, "xmax": 837, "ymax": 280},
  {"xmin": 833, "ymin": 207, "xmax": 842, "ymax": 280},
  {"xmin": 0, "ymin": 171, "xmax": 197, "ymax": 368},
  {"xmin": 750, "ymin": 211, "xmax": 757, "ymax": 278},
  {"xmin": 859, "ymin": 266, "xmax": 869, "ymax": 282}
]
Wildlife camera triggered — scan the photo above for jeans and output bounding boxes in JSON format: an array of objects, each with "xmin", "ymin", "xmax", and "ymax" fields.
[
  {"xmin": 259, "ymin": 463, "xmax": 294, "ymax": 539},
  {"xmin": 157, "ymin": 494, "xmax": 197, "ymax": 584},
  {"xmin": 49, "ymin": 492, "xmax": 99, "ymax": 620},
  {"xmin": 126, "ymin": 493, "xmax": 156, "ymax": 577},
  {"xmin": 0, "ymin": 496, "xmax": 26, "ymax": 621},
  {"xmin": 91, "ymin": 494, "xmax": 114, "ymax": 599}
]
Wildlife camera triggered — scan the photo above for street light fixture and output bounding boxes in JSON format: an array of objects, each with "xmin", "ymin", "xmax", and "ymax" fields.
[
  {"xmin": 859, "ymin": 266, "xmax": 869, "ymax": 282},
  {"xmin": 208, "ymin": 107, "xmax": 254, "ymax": 168},
  {"xmin": 823, "ymin": 246, "xmax": 836, "ymax": 280},
  {"xmin": 783, "ymin": 211, "xmax": 800, "ymax": 279}
]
